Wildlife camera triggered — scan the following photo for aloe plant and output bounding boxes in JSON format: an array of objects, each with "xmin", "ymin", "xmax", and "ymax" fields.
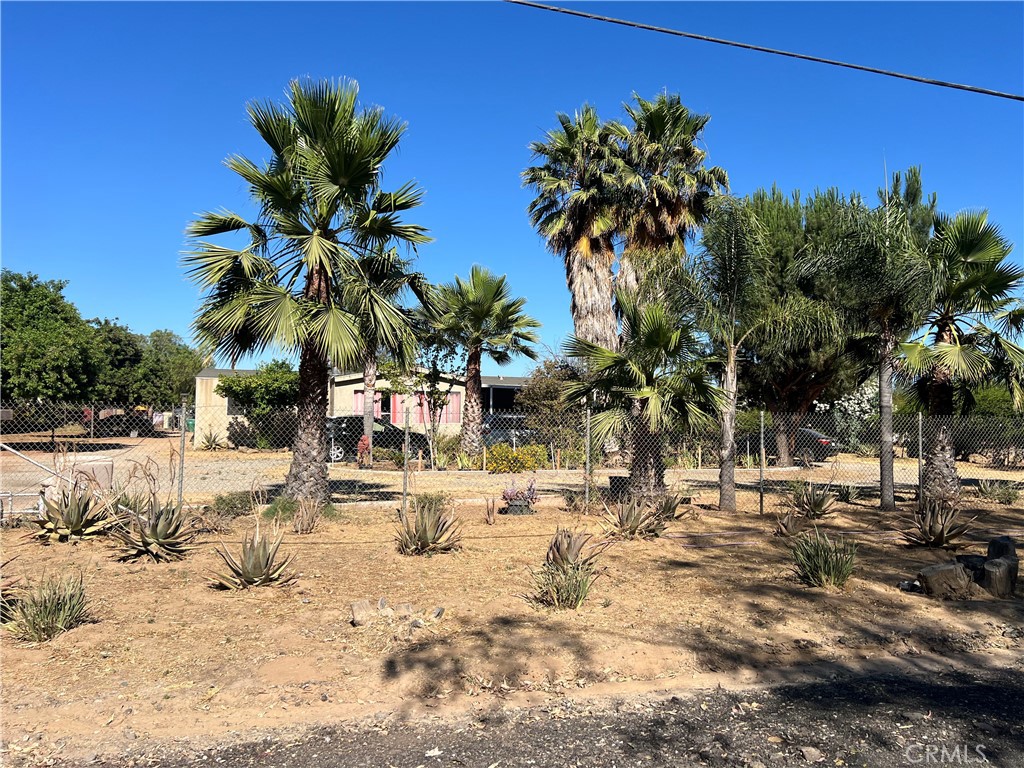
[
  {"xmin": 115, "ymin": 497, "xmax": 198, "ymax": 562},
  {"xmin": 532, "ymin": 528, "xmax": 608, "ymax": 609},
  {"xmin": 395, "ymin": 499, "xmax": 462, "ymax": 556},
  {"xmin": 211, "ymin": 525, "xmax": 295, "ymax": 589},
  {"xmin": 32, "ymin": 487, "xmax": 115, "ymax": 543},
  {"xmin": 903, "ymin": 501, "xmax": 975, "ymax": 548},
  {"xmin": 601, "ymin": 495, "xmax": 677, "ymax": 540}
]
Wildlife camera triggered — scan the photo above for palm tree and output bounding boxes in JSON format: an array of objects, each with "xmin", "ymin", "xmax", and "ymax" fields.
[
  {"xmin": 902, "ymin": 211, "xmax": 1024, "ymax": 416},
  {"xmin": 183, "ymin": 79, "xmax": 429, "ymax": 502},
  {"xmin": 819, "ymin": 180, "xmax": 933, "ymax": 511},
  {"xmin": 426, "ymin": 266, "xmax": 540, "ymax": 455},
  {"xmin": 523, "ymin": 105, "xmax": 623, "ymax": 351},
  {"xmin": 685, "ymin": 197, "xmax": 838, "ymax": 511},
  {"xmin": 342, "ymin": 246, "xmax": 431, "ymax": 465},
  {"xmin": 616, "ymin": 92, "xmax": 728, "ymax": 295},
  {"xmin": 564, "ymin": 291, "xmax": 721, "ymax": 497}
]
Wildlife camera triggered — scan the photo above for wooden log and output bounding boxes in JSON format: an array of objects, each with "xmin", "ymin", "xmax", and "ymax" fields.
[
  {"xmin": 987, "ymin": 536, "xmax": 1018, "ymax": 563},
  {"xmin": 918, "ymin": 562, "xmax": 973, "ymax": 600},
  {"xmin": 982, "ymin": 557, "xmax": 1019, "ymax": 598}
]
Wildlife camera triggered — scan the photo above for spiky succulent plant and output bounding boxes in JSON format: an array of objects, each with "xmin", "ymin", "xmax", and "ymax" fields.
[
  {"xmin": 395, "ymin": 499, "xmax": 463, "ymax": 556},
  {"xmin": 532, "ymin": 528, "xmax": 608, "ymax": 610},
  {"xmin": 902, "ymin": 501, "xmax": 975, "ymax": 548},
  {"xmin": 114, "ymin": 497, "xmax": 198, "ymax": 562},
  {"xmin": 211, "ymin": 525, "xmax": 295, "ymax": 589},
  {"xmin": 32, "ymin": 487, "xmax": 115, "ymax": 543},
  {"xmin": 601, "ymin": 496, "xmax": 673, "ymax": 540}
]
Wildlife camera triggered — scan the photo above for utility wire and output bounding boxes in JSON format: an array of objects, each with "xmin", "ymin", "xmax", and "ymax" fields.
[{"xmin": 504, "ymin": 0, "xmax": 1024, "ymax": 103}]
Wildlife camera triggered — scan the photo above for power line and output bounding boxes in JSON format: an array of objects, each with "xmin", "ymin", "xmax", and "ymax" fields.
[{"xmin": 503, "ymin": 0, "xmax": 1024, "ymax": 103}]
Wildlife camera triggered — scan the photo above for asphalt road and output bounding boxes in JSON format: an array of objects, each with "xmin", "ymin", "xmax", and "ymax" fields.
[{"xmin": 92, "ymin": 667, "xmax": 1024, "ymax": 768}]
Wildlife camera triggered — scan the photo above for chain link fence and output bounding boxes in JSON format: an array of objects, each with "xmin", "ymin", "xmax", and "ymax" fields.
[{"xmin": 3, "ymin": 400, "xmax": 1024, "ymax": 519}]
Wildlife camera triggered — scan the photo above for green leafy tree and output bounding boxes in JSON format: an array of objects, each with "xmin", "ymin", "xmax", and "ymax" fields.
[
  {"xmin": 564, "ymin": 291, "xmax": 721, "ymax": 496},
  {"xmin": 135, "ymin": 331, "xmax": 206, "ymax": 408},
  {"xmin": 183, "ymin": 79, "xmax": 429, "ymax": 502},
  {"xmin": 0, "ymin": 270, "xmax": 98, "ymax": 402},
  {"xmin": 683, "ymin": 197, "xmax": 838, "ymax": 511},
  {"xmin": 901, "ymin": 211, "xmax": 1024, "ymax": 416},
  {"xmin": 425, "ymin": 266, "xmax": 540, "ymax": 455},
  {"xmin": 523, "ymin": 105, "xmax": 623, "ymax": 350},
  {"xmin": 214, "ymin": 360, "xmax": 299, "ymax": 448},
  {"xmin": 816, "ymin": 175, "xmax": 934, "ymax": 510},
  {"xmin": 90, "ymin": 319, "xmax": 146, "ymax": 403}
]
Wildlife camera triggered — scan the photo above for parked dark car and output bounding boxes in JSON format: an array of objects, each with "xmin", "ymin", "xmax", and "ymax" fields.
[
  {"xmin": 325, "ymin": 416, "xmax": 431, "ymax": 464},
  {"xmin": 93, "ymin": 412, "xmax": 156, "ymax": 438},
  {"xmin": 735, "ymin": 427, "xmax": 841, "ymax": 464},
  {"xmin": 482, "ymin": 412, "xmax": 536, "ymax": 448}
]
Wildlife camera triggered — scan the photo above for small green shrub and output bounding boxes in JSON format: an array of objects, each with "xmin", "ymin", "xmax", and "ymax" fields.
[
  {"xmin": 433, "ymin": 433, "xmax": 462, "ymax": 461},
  {"xmin": 413, "ymin": 492, "xmax": 453, "ymax": 516},
  {"xmin": 210, "ymin": 492, "xmax": 253, "ymax": 519},
  {"xmin": 487, "ymin": 443, "xmax": 548, "ymax": 473},
  {"xmin": 977, "ymin": 479, "xmax": 1020, "ymax": 505},
  {"xmin": 455, "ymin": 452, "xmax": 480, "ymax": 471},
  {"xmin": 836, "ymin": 484, "xmax": 862, "ymax": 504},
  {"xmin": 376, "ymin": 448, "xmax": 406, "ymax": 468},
  {"xmin": 791, "ymin": 529, "xmax": 856, "ymax": 589},
  {"xmin": 8, "ymin": 573, "xmax": 90, "ymax": 641},
  {"xmin": 396, "ymin": 499, "xmax": 462, "ymax": 556},
  {"xmin": 854, "ymin": 442, "xmax": 880, "ymax": 458}
]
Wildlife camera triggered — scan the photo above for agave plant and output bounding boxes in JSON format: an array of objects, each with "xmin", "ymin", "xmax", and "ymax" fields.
[
  {"xmin": 774, "ymin": 512, "xmax": 808, "ymax": 538},
  {"xmin": 396, "ymin": 499, "xmax": 463, "ymax": 556},
  {"xmin": 902, "ymin": 501, "xmax": 975, "ymax": 548},
  {"xmin": 546, "ymin": 527, "xmax": 608, "ymax": 570},
  {"xmin": 977, "ymin": 479, "xmax": 1020, "ymax": 505},
  {"xmin": 211, "ymin": 524, "xmax": 295, "ymax": 589},
  {"xmin": 792, "ymin": 482, "xmax": 837, "ymax": 520},
  {"xmin": 531, "ymin": 528, "xmax": 608, "ymax": 609},
  {"xmin": 601, "ymin": 495, "xmax": 676, "ymax": 540},
  {"xmin": 114, "ymin": 497, "xmax": 198, "ymax": 562},
  {"xmin": 32, "ymin": 486, "xmax": 115, "ymax": 543}
]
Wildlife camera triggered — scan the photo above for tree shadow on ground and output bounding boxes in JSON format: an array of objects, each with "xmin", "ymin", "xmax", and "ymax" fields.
[
  {"xmin": 381, "ymin": 613, "xmax": 596, "ymax": 717},
  {"xmin": 614, "ymin": 668, "xmax": 1024, "ymax": 763},
  {"xmin": 0, "ymin": 439, "xmax": 133, "ymax": 453}
]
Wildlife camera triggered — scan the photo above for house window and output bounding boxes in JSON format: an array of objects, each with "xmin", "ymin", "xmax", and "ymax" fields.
[{"xmin": 225, "ymin": 396, "xmax": 243, "ymax": 417}]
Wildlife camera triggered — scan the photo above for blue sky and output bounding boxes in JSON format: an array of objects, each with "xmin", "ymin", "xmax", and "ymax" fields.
[{"xmin": 3, "ymin": 1, "xmax": 1022, "ymax": 376}]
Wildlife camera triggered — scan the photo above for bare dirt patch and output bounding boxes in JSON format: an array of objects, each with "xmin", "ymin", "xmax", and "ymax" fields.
[{"xmin": 1, "ymin": 493, "xmax": 1021, "ymax": 765}]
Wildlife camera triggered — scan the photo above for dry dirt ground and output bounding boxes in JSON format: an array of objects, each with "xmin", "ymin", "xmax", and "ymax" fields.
[{"xmin": 1, "ymin": 490, "xmax": 1022, "ymax": 766}]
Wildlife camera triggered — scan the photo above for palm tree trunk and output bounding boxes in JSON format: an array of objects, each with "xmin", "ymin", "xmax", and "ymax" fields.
[
  {"xmin": 774, "ymin": 413, "xmax": 796, "ymax": 467},
  {"xmin": 923, "ymin": 323, "xmax": 959, "ymax": 504},
  {"xmin": 362, "ymin": 355, "xmax": 377, "ymax": 468},
  {"xmin": 628, "ymin": 412, "xmax": 666, "ymax": 497},
  {"xmin": 461, "ymin": 348, "xmax": 484, "ymax": 455},
  {"xmin": 718, "ymin": 346, "xmax": 738, "ymax": 512},
  {"xmin": 566, "ymin": 239, "xmax": 617, "ymax": 351},
  {"xmin": 284, "ymin": 343, "xmax": 329, "ymax": 502},
  {"xmin": 285, "ymin": 263, "xmax": 331, "ymax": 502},
  {"xmin": 879, "ymin": 335, "xmax": 896, "ymax": 511},
  {"xmin": 617, "ymin": 249, "xmax": 639, "ymax": 297}
]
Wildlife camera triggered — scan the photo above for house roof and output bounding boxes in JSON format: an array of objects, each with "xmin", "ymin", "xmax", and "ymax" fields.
[
  {"xmin": 197, "ymin": 368, "xmax": 527, "ymax": 389},
  {"xmin": 196, "ymin": 367, "xmax": 259, "ymax": 378},
  {"xmin": 481, "ymin": 375, "xmax": 526, "ymax": 388}
]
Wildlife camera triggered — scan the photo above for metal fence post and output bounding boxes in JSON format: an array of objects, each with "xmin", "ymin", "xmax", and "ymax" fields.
[
  {"xmin": 176, "ymin": 397, "xmax": 187, "ymax": 508},
  {"xmin": 402, "ymin": 408, "xmax": 410, "ymax": 520},
  {"xmin": 918, "ymin": 412, "xmax": 924, "ymax": 499},
  {"xmin": 584, "ymin": 407, "xmax": 592, "ymax": 508},
  {"xmin": 759, "ymin": 410, "xmax": 765, "ymax": 516}
]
